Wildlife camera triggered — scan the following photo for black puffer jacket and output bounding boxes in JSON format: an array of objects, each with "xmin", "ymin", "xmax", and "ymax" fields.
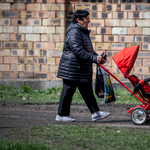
[{"xmin": 57, "ymin": 23, "xmax": 98, "ymax": 82}]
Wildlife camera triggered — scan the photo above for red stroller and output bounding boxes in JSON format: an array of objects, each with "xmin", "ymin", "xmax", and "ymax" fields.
[{"xmin": 99, "ymin": 45, "xmax": 150, "ymax": 125}]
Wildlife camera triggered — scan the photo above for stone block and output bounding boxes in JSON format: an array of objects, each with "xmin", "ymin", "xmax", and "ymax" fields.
[
  {"xmin": 104, "ymin": 35, "xmax": 119, "ymax": 42},
  {"xmin": 34, "ymin": 57, "xmax": 47, "ymax": 64},
  {"xmin": 19, "ymin": 72, "xmax": 33, "ymax": 78},
  {"xmin": 143, "ymin": 28, "xmax": 150, "ymax": 35},
  {"xmin": 34, "ymin": 42, "xmax": 48, "ymax": 49},
  {"xmin": 4, "ymin": 72, "xmax": 18, "ymax": 79},
  {"xmin": 136, "ymin": 4, "xmax": 150, "ymax": 11},
  {"xmin": 20, "ymin": 11, "xmax": 33, "ymax": 18},
  {"xmin": 34, "ymin": 11, "xmax": 47, "ymax": 18},
  {"xmin": 26, "ymin": 64, "xmax": 40, "ymax": 72},
  {"xmin": 111, "ymin": 43, "xmax": 126, "ymax": 50},
  {"xmin": 56, "ymin": 27, "xmax": 65, "ymax": 33},
  {"xmin": 113, "ymin": 12, "xmax": 127, "ymax": 19},
  {"xmin": 128, "ymin": 12, "xmax": 142, "ymax": 19},
  {"xmin": 97, "ymin": 27, "xmax": 112, "ymax": 34},
  {"xmin": 121, "ymin": 4, "xmax": 136, "ymax": 11},
  {"xmin": 120, "ymin": 19, "xmax": 135, "ymax": 27},
  {"xmin": 143, "ymin": 12, "xmax": 150, "ymax": 19},
  {"xmin": 56, "ymin": 42, "xmax": 64, "ymax": 50},
  {"xmin": 96, "ymin": 43, "xmax": 111, "ymax": 50}
]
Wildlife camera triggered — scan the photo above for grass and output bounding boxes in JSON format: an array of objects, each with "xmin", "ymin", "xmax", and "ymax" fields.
[
  {"xmin": 1, "ymin": 125, "xmax": 150, "ymax": 150},
  {"xmin": 0, "ymin": 84, "xmax": 141, "ymax": 104}
]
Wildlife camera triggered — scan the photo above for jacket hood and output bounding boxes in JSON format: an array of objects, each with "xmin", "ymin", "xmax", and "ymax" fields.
[{"xmin": 67, "ymin": 23, "xmax": 91, "ymax": 35}]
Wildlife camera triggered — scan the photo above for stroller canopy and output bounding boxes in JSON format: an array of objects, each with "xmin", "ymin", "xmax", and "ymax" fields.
[{"xmin": 112, "ymin": 45, "xmax": 139, "ymax": 78}]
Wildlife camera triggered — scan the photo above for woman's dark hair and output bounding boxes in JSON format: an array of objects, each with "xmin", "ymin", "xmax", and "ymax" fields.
[{"xmin": 72, "ymin": 9, "xmax": 89, "ymax": 23}]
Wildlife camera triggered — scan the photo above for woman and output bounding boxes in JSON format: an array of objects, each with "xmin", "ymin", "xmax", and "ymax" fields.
[{"xmin": 56, "ymin": 9, "xmax": 110, "ymax": 122}]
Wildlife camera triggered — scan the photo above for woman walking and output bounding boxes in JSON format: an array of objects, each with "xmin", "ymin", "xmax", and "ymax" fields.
[{"xmin": 56, "ymin": 9, "xmax": 110, "ymax": 122}]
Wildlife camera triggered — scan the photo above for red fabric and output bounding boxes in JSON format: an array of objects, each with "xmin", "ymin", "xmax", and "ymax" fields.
[{"xmin": 112, "ymin": 45, "xmax": 139, "ymax": 78}]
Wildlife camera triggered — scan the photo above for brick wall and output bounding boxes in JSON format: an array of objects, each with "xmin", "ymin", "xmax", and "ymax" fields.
[{"xmin": 0, "ymin": 0, "xmax": 150, "ymax": 81}]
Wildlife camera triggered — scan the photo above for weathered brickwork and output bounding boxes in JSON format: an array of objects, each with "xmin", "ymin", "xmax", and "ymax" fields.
[{"xmin": 0, "ymin": 1, "xmax": 150, "ymax": 80}]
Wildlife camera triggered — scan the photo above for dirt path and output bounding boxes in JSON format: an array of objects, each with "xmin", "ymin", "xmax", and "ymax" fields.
[{"xmin": 1, "ymin": 103, "xmax": 150, "ymax": 139}]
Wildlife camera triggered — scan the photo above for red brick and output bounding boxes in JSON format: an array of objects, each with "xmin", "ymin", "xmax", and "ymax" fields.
[
  {"xmin": 4, "ymin": 57, "xmax": 18, "ymax": 64},
  {"xmin": 96, "ymin": 43, "xmax": 111, "ymax": 50},
  {"xmin": 19, "ymin": 72, "xmax": 33, "ymax": 78},
  {"xmin": 27, "ymin": 19, "xmax": 41, "ymax": 26},
  {"xmin": 119, "ymin": 35, "xmax": 134, "ymax": 43},
  {"xmin": 128, "ymin": 27, "xmax": 142, "ymax": 35},
  {"xmin": 47, "ymin": 0, "xmax": 55, "ymax": 2},
  {"xmin": 89, "ymin": 19, "xmax": 104, "ymax": 27},
  {"xmin": 0, "ymin": 11, "xmax": 3, "ymax": 18},
  {"xmin": 11, "ymin": 49, "xmax": 25, "ymax": 56},
  {"xmin": 10, "ymin": 34, "xmax": 25, "ymax": 41},
  {"xmin": 47, "ymin": 43, "xmax": 55, "ymax": 49},
  {"xmin": 55, "ymin": 58, "xmax": 60, "ymax": 65},
  {"xmin": 4, "ymin": 72, "xmax": 18, "ymax": 79},
  {"xmin": 121, "ymin": 4, "xmax": 136, "ymax": 12},
  {"xmin": 41, "ymin": 65, "xmax": 50, "ymax": 72},
  {"xmin": 105, "ymin": 19, "xmax": 120, "ymax": 27},
  {"xmin": 47, "ymin": 72, "xmax": 56, "ymax": 80},
  {"xmin": 19, "ymin": 57, "xmax": 34, "ymax": 64},
  {"xmin": 49, "ymin": 65, "xmax": 58, "ymax": 73},
  {"xmin": 27, "ymin": 4, "xmax": 41, "ymax": 11},
  {"xmin": 135, "ymin": 59, "xmax": 142, "ymax": 66},
  {"xmin": 34, "ymin": 72, "xmax": 47, "ymax": 79},
  {"xmin": 0, "ymin": 49, "xmax": 10, "ymax": 56},
  {"xmin": 3, "ymin": 11, "xmax": 18, "ymax": 18},
  {"xmin": 26, "ymin": 64, "xmax": 40, "ymax": 72},
  {"xmin": 34, "ymin": 11, "xmax": 47, "ymax": 18},
  {"xmin": 97, "ymin": 27, "xmax": 112, "ymax": 34},
  {"xmin": 12, "ymin": 19, "xmax": 26, "ymax": 26},
  {"xmin": 0, "ymin": 57, "xmax": 3, "ymax": 63},
  {"xmin": 26, "ymin": 49, "xmax": 40, "ymax": 57},
  {"xmin": 111, "ymin": 43, "xmax": 126, "ymax": 50},
  {"xmin": 47, "ymin": 58, "xmax": 55, "ymax": 65},
  {"xmin": 56, "ymin": 0, "xmax": 65, "ymax": 3},
  {"xmin": 0, "ymin": 18, "xmax": 10, "ymax": 25},
  {"xmin": 0, "ymin": 3, "xmax": 10, "ymax": 10},
  {"xmin": 134, "ymin": 67, "xmax": 149, "ymax": 74},
  {"xmin": 4, "ymin": 42, "xmax": 18, "ymax": 49},
  {"xmin": 18, "ymin": 42, "xmax": 33, "ymax": 49},
  {"xmin": 104, "ymin": 35, "xmax": 119, "ymax": 42},
  {"xmin": 11, "ymin": 64, "xmax": 25, "ymax": 71},
  {"xmin": 113, "ymin": 12, "xmax": 127, "ymax": 19},
  {"xmin": 34, "ymin": 57, "xmax": 47, "ymax": 64},
  {"xmin": 66, "ymin": 4, "xmax": 75, "ymax": 11},
  {"xmin": 143, "ymin": 59, "xmax": 150, "ymax": 66},
  {"xmin": 128, "ymin": 12, "xmax": 142, "ymax": 19},
  {"xmin": 0, "ymin": 34, "xmax": 9, "ymax": 41},
  {"xmin": 20, "ymin": 11, "xmax": 33, "ymax": 18},
  {"xmin": 0, "ymin": 42, "xmax": 2, "ymax": 48},
  {"xmin": 34, "ymin": 42, "xmax": 48, "ymax": 49},
  {"xmin": 11, "ymin": 3, "xmax": 25, "ymax": 11},
  {"xmin": 98, "ymin": 12, "xmax": 113, "ymax": 19},
  {"xmin": 0, "ymin": 64, "xmax": 10, "ymax": 71},
  {"xmin": 0, "ymin": 72, "xmax": 3, "ymax": 78}
]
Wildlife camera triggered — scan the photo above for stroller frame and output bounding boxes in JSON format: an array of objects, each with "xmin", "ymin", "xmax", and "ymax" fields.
[{"xmin": 99, "ymin": 45, "xmax": 150, "ymax": 125}]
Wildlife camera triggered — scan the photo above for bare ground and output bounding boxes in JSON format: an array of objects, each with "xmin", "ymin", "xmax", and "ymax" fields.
[{"xmin": 0, "ymin": 102, "xmax": 150, "ymax": 141}]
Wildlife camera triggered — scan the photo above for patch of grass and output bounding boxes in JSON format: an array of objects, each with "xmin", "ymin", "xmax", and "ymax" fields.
[
  {"xmin": 0, "ymin": 84, "xmax": 141, "ymax": 104},
  {"xmin": 1, "ymin": 125, "xmax": 150, "ymax": 150}
]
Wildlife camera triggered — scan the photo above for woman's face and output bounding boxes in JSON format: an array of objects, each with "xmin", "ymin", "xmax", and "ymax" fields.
[{"xmin": 77, "ymin": 15, "xmax": 90, "ymax": 29}]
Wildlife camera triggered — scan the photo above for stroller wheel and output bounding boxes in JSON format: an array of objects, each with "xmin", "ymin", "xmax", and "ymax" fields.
[{"xmin": 130, "ymin": 107, "xmax": 148, "ymax": 125}]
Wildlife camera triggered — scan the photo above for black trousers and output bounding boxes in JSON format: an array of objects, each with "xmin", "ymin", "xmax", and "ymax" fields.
[{"xmin": 58, "ymin": 79, "xmax": 100, "ymax": 116}]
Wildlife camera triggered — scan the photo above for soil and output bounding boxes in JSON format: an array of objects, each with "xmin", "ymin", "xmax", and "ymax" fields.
[{"xmin": 0, "ymin": 102, "xmax": 150, "ymax": 140}]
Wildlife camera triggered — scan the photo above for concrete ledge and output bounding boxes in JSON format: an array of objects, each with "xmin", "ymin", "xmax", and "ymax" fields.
[{"xmin": 0, "ymin": 79, "xmax": 133, "ymax": 90}]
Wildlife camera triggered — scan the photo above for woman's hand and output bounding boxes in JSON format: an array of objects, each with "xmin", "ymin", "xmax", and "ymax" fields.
[
  {"xmin": 97, "ymin": 55, "xmax": 103, "ymax": 64},
  {"xmin": 97, "ymin": 56, "xmax": 107, "ymax": 64}
]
